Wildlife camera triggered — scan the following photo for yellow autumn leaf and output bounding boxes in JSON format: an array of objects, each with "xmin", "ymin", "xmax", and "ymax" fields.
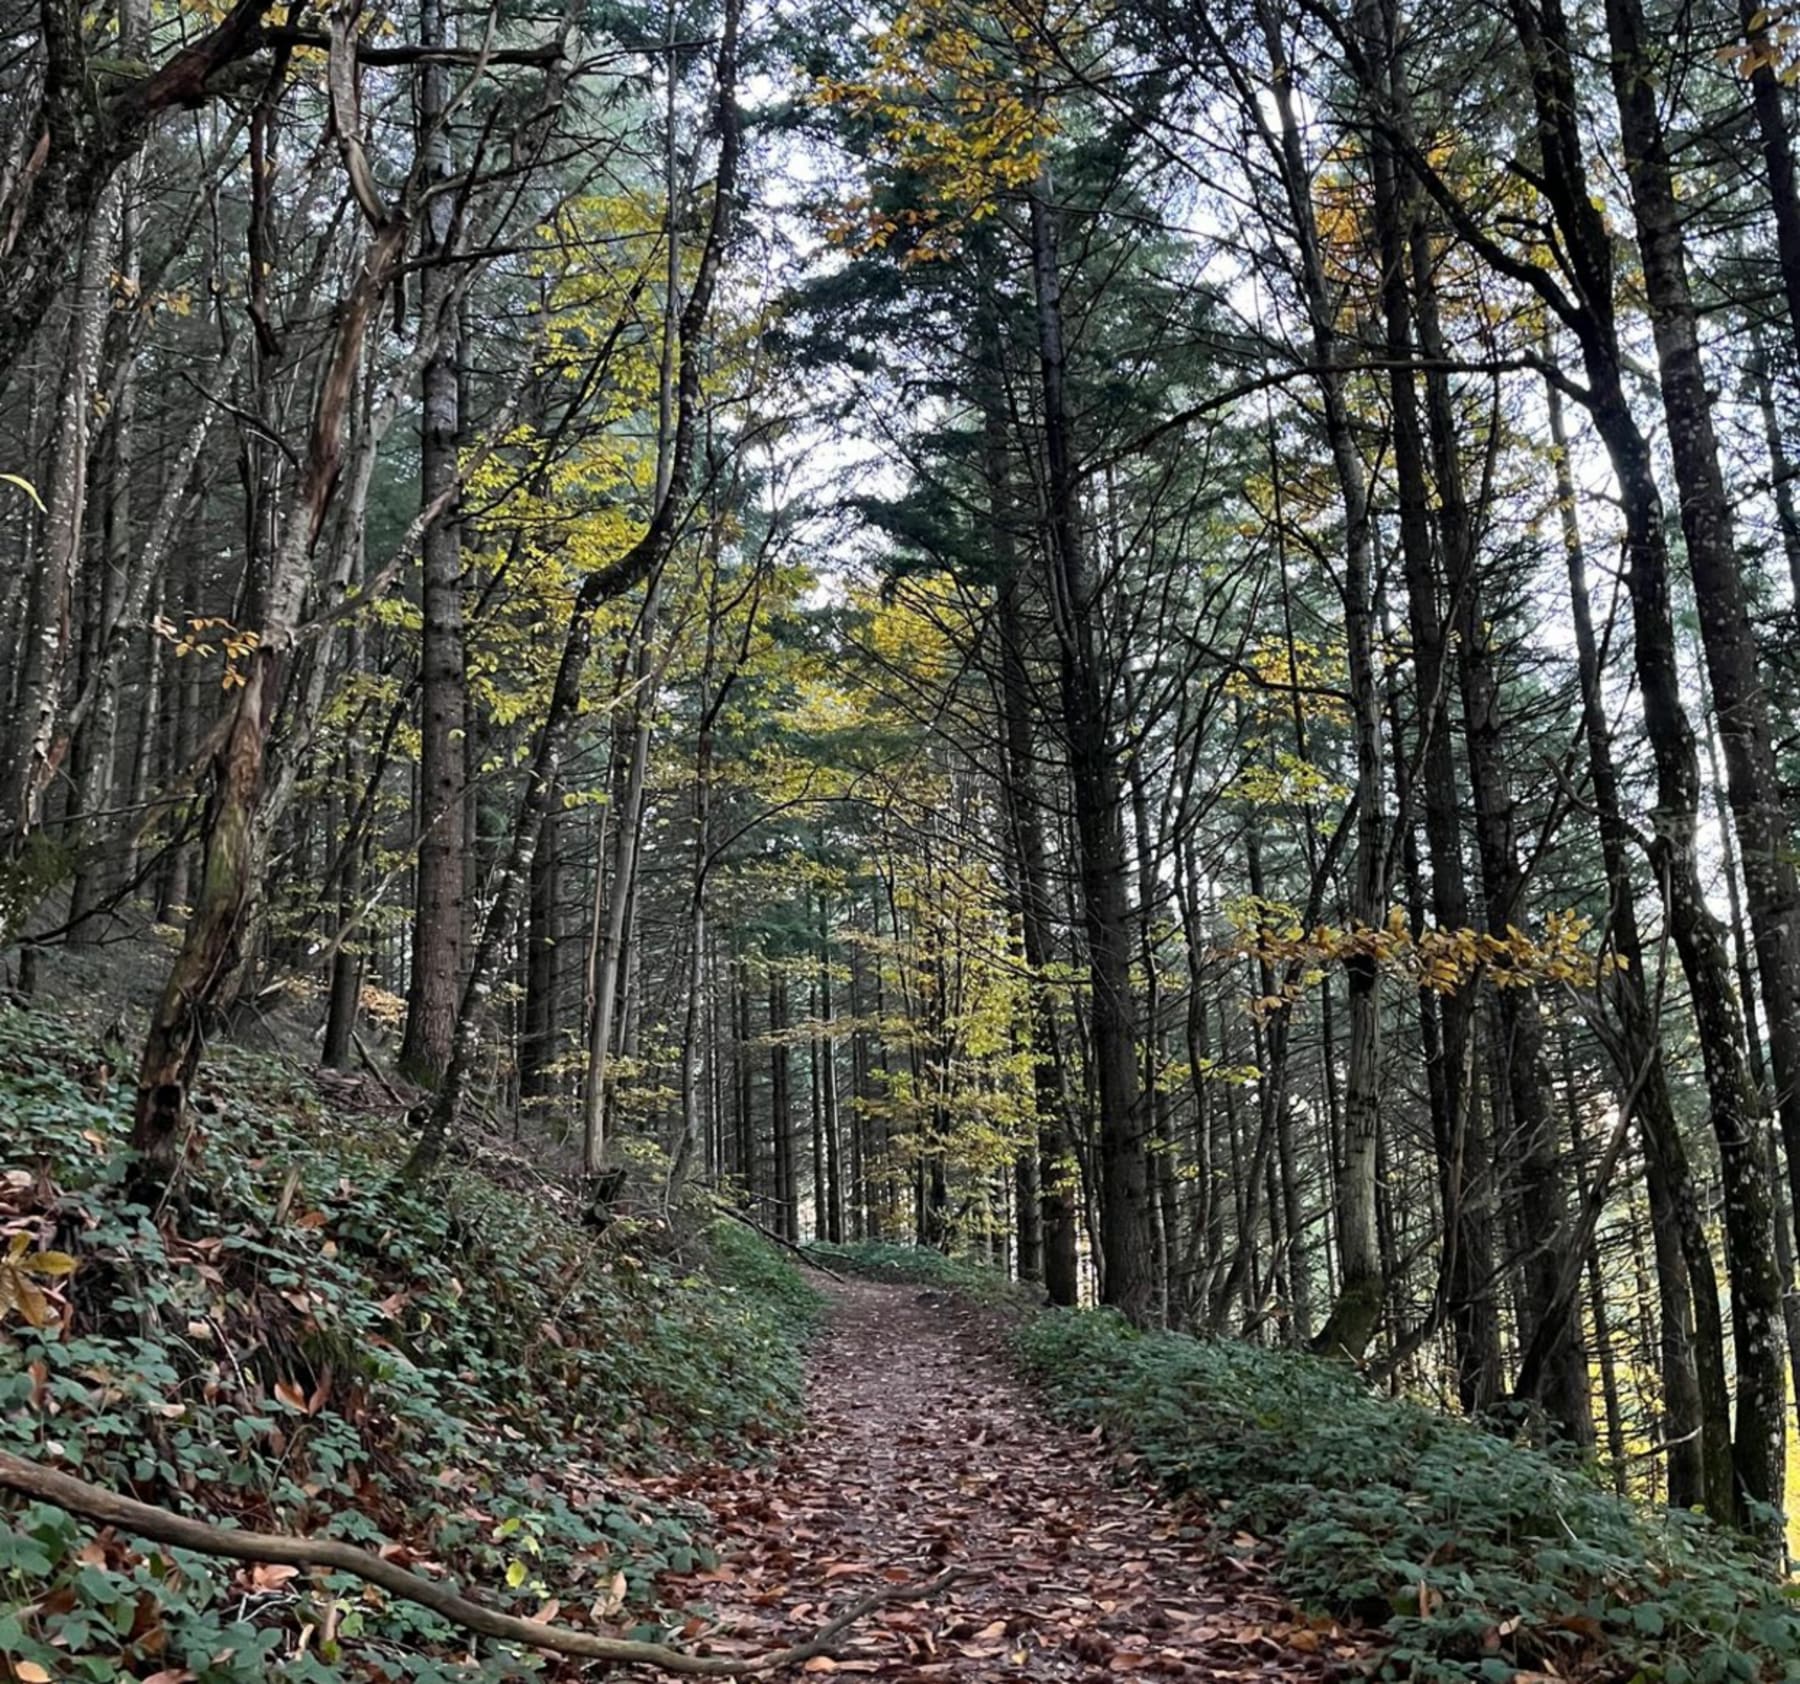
[{"xmin": 0, "ymin": 472, "xmax": 45, "ymax": 512}]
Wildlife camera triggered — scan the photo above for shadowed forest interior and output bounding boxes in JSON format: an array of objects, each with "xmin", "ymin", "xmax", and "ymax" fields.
[{"xmin": 11, "ymin": 0, "xmax": 1800, "ymax": 1676}]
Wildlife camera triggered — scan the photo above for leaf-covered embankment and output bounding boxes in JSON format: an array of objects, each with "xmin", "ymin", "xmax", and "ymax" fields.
[{"xmin": 0, "ymin": 1005, "xmax": 820, "ymax": 1682}]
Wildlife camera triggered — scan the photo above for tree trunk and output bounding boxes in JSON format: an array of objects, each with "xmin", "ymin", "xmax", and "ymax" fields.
[
  {"xmin": 1544, "ymin": 364, "xmax": 1727, "ymax": 1517},
  {"xmin": 5, "ymin": 199, "xmax": 111, "ymax": 836},
  {"xmin": 1024, "ymin": 174, "xmax": 1148, "ymax": 1315},
  {"xmin": 398, "ymin": 0, "xmax": 468, "ymax": 1088},
  {"xmin": 1603, "ymin": 0, "xmax": 1790, "ymax": 1531},
  {"xmin": 133, "ymin": 185, "xmax": 408, "ymax": 1191}
]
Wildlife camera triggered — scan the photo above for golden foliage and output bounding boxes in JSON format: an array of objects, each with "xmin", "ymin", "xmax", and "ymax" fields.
[
  {"xmin": 814, "ymin": 1, "xmax": 1084, "ymax": 260},
  {"xmin": 1221, "ymin": 898, "xmax": 1626, "ymax": 1010}
]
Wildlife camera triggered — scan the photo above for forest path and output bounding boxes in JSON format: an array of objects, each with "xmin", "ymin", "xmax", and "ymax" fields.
[{"xmin": 648, "ymin": 1279, "xmax": 1357, "ymax": 1682}]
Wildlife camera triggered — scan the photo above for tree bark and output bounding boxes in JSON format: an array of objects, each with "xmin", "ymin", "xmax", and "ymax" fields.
[
  {"xmin": 1603, "ymin": 0, "xmax": 1790, "ymax": 1531},
  {"xmin": 1025, "ymin": 165, "xmax": 1151, "ymax": 1321},
  {"xmin": 1544, "ymin": 364, "xmax": 1727, "ymax": 1518},
  {"xmin": 398, "ymin": 0, "xmax": 468, "ymax": 1088}
]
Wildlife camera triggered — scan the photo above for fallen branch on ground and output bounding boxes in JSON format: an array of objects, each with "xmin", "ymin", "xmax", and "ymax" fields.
[
  {"xmin": 710, "ymin": 1198, "xmax": 847, "ymax": 1281},
  {"xmin": 0, "ymin": 1451, "xmax": 956, "ymax": 1674}
]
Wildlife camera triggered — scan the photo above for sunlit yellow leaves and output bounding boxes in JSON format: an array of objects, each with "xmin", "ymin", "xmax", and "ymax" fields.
[
  {"xmin": 1232, "ymin": 751, "xmax": 1348, "ymax": 808},
  {"xmin": 1222, "ymin": 901, "xmax": 1626, "ymax": 1013},
  {"xmin": 1720, "ymin": 8, "xmax": 1800, "ymax": 81},
  {"xmin": 151, "ymin": 614, "xmax": 262, "ymax": 689},
  {"xmin": 814, "ymin": 0, "xmax": 1084, "ymax": 261}
]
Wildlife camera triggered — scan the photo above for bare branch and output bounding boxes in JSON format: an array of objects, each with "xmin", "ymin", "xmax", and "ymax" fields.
[{"xmin": 0, "ymin": 1451, "xmax": 958, "ymax": 1676}]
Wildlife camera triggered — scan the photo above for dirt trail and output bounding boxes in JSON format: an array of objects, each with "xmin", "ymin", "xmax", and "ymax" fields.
[{"xmin": 652, "ymin": 1280, "xmax": 1359, "ymax": 1681}]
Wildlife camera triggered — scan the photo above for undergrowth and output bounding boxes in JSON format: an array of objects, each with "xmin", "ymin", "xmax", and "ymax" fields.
[
  {"xmin": 1018, "ymin": 1310, "xmax": 1800, "ymax": 1684},
  {"xmin": 803, "ymin": 1240, "xmax": 1035, "ymax": 1306},
  {"xmin": 0, "ymin": 1005, "xmax": 820, "ymax": 1682}
]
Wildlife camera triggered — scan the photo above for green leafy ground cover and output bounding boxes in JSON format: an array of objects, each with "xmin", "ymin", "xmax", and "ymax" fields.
[
  {"xmin": 0, "ymin": 1005, "xmax": 820, "ymax": 1682},
  {"xmin": 1018, "ymin": 1310, "xmax": 1800, "ymax": 1683},
  {"xmin": 802, "ymin": 1239, "xmax": 1034, "ymax": 1306}
]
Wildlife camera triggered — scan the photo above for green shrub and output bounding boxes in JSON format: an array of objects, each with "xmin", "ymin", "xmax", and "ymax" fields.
[
  {"xmin": 1016, "ymin": 1309, "xmax": 1800, "ymax": 1683},
  {"xmin": 0, "ymin": 1005, "xmax": 821, "ymax": 1681},
  {"xmin": 806, "ymin": 1239, "xmax": 1038, "ymax": 1305}
]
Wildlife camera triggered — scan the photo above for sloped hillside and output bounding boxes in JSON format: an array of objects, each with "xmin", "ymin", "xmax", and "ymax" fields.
[{"xmin": 0, "ymin": 1006, "xmax": 819, "ymax": 1683}]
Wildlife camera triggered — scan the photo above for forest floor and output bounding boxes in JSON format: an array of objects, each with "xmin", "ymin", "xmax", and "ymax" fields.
[{"xmin": 646, "ymin": 1279, "xmax": 1365, "ymax": 1682}]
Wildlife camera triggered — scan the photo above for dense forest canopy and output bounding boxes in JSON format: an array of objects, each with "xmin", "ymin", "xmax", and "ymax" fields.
[{"xmin": 10, "ymin": 0, "xmax": 1800, "ymax": 1582}]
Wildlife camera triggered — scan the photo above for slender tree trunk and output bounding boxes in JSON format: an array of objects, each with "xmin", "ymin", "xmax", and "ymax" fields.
[
  {"xmin": 1544, "ymin": 365, "xmax": 1725, "ymax": 1516},
  {"xmin": 1241, "ymin": 2, "xmax": 1387, "ymax": 1358},
  {"xmin": 1023, "ymin": 167, "xmax": 1151, "ymax": 1321},
  {"xmin": 399, "ymin": 0, "xmax": 468, "ymax": 1087},
  {"xmin": 770, "ymin": 973, "xmax": 795, "ymax": 1241},
  {"xmin": 1738, "ymin": 0, "xmax": 1800, "ymax": 372},
  {"xmin": 1603, "ymin": 0, "xmax": 1790, "ymax": 1529},
  {"xmin": 583, "ymin": 587, "xmax": 659, "ymax": 1172},
  {"xmin": 519, "ymin": 786, "xmax": 560, "ymax": 1106},
  {"xmin": 5, "ymin": 200, "xmax": 111, "ymax": 836},
  {"xmin": 1748, "ymin": 342, "xmax": 1800, "ymax": 606}
]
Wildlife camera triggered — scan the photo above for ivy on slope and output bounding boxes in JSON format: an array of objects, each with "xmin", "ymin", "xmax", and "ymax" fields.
[
  {"xmin": 0, "ymin": 1006, "xmax": 820, "ymax": 1683},
  {"xmin": 1017, "ymin": 1310, "xmax": 1800, "ymax": 1684}
]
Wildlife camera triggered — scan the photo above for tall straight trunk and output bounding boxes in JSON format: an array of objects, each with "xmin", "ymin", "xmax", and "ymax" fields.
[
  {"xmin": 1244, "ymin": 826, "xmax": 1310, "ymax": 1343},
  {"xmin": 1174, "ymin": 841, "xmax": 1222, "ymax": 1324},
  {"xmin": 1365, "ymin": 75, "xmax": 1502, "ymax": 1401},
  {"xmin": 1738, "ymin": 0, "xmax": 1800, "ymax": 371},
  {"xmin": 1243, "ymin": 1, "xmax": 1387, "ymax": 1357},
  {"xmin": 1604, "ymin": 0, "xmax": 1790, "ymax": 1529},
  {"xmin": 583, "ymin": 49, "xmax": 683, "ymax": 1168},
  {"xmin": 1122, "ymin": 663, "xmax": 1179, "ymax": 1325},
  {"xmin": 1496, "ymin": 0, "xmax": 1784, "ymax": 1535},
  {"xmin": 810, "ymin": 997, "xmax": 825, "ymax": 1242},
  {"xmin": 1748, "ymin": 342, "xmax": 1800, "ymax": 606},
  {"xmin": 847, "ymin": 940, "xmax": 868, "ymax": 1240},
  {"xmin": 1544, "ymin": 366, "xmax": 1725, "ymax": 1516},
  {"xmin": 519, "ymin": 788, "xmax": 560, "ymax": 1104},
  {"xmin": 1705, "ymin": 701, "xmax": 1800, "ymax": 1436},
  {"xmin": 322, "ymin": 553, "xmax": 371, "ymax": 1071},
  {"xmin": 734, "ymin": 960, "xmax": 755, "ymax": 1198},
  {"xmin": 1564, "ymin": 1042, "xmax": 1628, "ymax": 1491},
  {"xmin": 66, "ymin": 159, "xmax": 143, "ymax": 940},
  {"xmin": 399, "ymin": 0, "xmax": 468, "ymax": 1086},
  {"xmin": 1024, "ymin": 175, "xmax": 1149, "ymax": 1317},
  {"xmin": 818, "ymin": 893, "xmax": 844, "ymax": 1244},
  {"xmin": 669, "ymin": 577, "xmax": 720, "ymax": 1202},
  {"xmin": 1453, "ymin": 519, "xmax": 1591, "ymax": 1444},
  {"xmin": 5, "ymin": 200, "xmax": 111, "ymax": 836},
  {"xmin": 991, "ymin": 520, "xmax": 1078, "ymax": 1301},
  {"xmin": 582, "ymin": 584, "xmax": 660, "ymax": 1171},
  {"xmin": 770, "ymin": 974, "xmax": 794, "ymax": 1241},
  {"xmin": 157, "ymin": 543, "xmax": 206, "ymax": 923}
]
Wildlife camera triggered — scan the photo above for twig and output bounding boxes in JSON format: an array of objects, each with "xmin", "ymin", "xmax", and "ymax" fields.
[
  {"xmin": 351, "ymin": 1031, "xmax": 408, "ymax": 1109},
  {"xmin": 0, "ymin": 1451, "xmax": 957, "ymax": 1675}
]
